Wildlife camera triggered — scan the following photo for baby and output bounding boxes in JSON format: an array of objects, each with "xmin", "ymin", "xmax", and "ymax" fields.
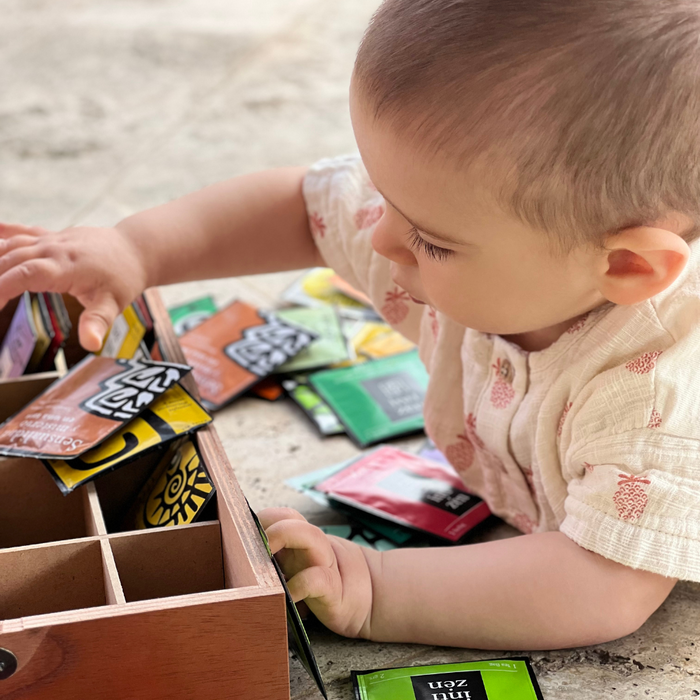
[{"xmin": 2, "ymin": 0, "xmax": 699, "ymax": 650}]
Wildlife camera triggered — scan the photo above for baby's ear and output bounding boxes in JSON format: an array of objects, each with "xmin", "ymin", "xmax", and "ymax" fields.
[{"xmin": 596, "ymin": 226, "xmax": 690, "ymax": 305}]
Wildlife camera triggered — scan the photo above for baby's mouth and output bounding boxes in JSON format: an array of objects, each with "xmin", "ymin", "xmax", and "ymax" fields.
[{"xmin": 409, "ymin": 295, "xmax": 426, "ymax": 305}]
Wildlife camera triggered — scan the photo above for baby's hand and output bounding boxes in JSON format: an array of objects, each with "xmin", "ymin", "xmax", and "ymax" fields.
[
  {"xmin": 259, "ymin": 507, "xmax": 374, "ymax": 639},
  {"xmin": 0, "ymin": 223, "xmax": 149, "ymax": 352}
]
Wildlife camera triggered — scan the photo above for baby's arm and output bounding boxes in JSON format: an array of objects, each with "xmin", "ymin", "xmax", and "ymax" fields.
[
  {"xmin": 261, "ymin": 508, "xmax": 676, "ymax": 649},
  {"xmin": 0, "ymin": 167, "xmax": 319, "ymax": 350}
]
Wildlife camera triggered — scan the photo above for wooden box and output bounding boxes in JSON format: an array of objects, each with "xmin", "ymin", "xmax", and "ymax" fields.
[{"xmin": 0, "ymin": 290, "xmax": 290, "ymax": 700}]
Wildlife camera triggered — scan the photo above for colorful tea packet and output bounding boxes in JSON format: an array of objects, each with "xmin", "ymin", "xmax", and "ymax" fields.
[
  {"xmin": 169, "ymin": 296, "xmax": 217, "ymax": 336},
  {"xmin": 281, "ymin": 375, "xmax": 345, "ymax": 436},
  {"xmin": 26, "ymin": 293, "xmax": 53, "ymax": 372},
  {"xmin": 249, "ymin": 377, "xmax": 285, "ymax": 401},
  {"xmin": 248, "ymin": 505, "xmax": 328, "ymax": 700},
  {"xmin": 285, "ymin": 456, "xmax": 417, "ymax": 546},
  {"xmin": 0, "ymin": 356, "xmax": 191, "ymax": 459},
  {"xmin": 329, "ymin": 273, "xmax": 373, "ymax": 307},
  {"xmin": 179, "ymin": 300, "xmax": 315, "ymax": 411},
  {"xmin": 100, "ymin": 303, "xmax": 147, "ymax": 359},
  {"xmin": 127, "ymin": 438, "xmax": 215, "ymax": 529},
  {"xmin": 133, "ymin": 294, "xmax": 155, "ymax": 350},
  {"xmin": 282, "ymin": 268, "xmax": 380, "ymax": 321},
  {"xmin": 44, "ymin": 383, "xmax": 212, "ymax": 494},
  {"xmin": 37, "ymin": 292, "xmax": 68, "ymax": 372},
  {"xmin": 417, "ymin": 438, "xmax": 451, "ymax": 467},
  {"xmin": 320, "ymin": 523, "xmax": 405, "ymax": 551},
  {"xmin": 315, "ymin": 446, "xmax": 491, "ymax": 544},
  {"xmin": 351, "ymin": 321, "xmax": 416, "ymax": 360},
  {"xmin": 309, "ymin": 350, "xmax": 429, "ymax": 446},
  {"xmin": 0, "ymin": 293, "xmax": 38, "ymax": 379},
  {"xmin": 273, "ymin": 306, "xmax": 350, "ymax": 373},
  {"xmin": 352, "ymin": 658, "xmax": 544, "ymax": 700}
]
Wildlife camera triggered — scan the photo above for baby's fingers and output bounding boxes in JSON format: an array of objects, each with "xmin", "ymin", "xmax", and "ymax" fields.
[
  {"xmin": 258, "ymin": 507, "xmax": 308, "ymax": 530},
  {"xmin": 286, "ymin": 565, "xmax": 339, "ymax": 605},
  {"xmin": 77, "ymin": 293, "xmax": 121, "ymax": 353},
  {"xmin": 0, "ymin": 258, "xmax": 63, "ymax": 308},
  {"xmin": 0, "ymin": 223, "xmax": 51, "ymax": 239},
  {"xmin": 266, "ymin": 518, "xmax": 335, "ymax": 570}
]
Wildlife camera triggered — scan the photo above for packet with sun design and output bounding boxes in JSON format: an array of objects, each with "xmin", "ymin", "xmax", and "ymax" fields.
[{"xmin": 126, "ymin": 438, "xmax": 215, "ymax": 529}]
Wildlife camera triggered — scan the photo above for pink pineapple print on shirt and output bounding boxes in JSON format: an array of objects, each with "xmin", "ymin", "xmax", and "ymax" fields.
[
  {"xmin": 445, "ymin": 413, "xmax": 483, "ymax": 471},
  {"xmin": 613, "ymin": 473, "xmax": 651, "ymax": 521},
  {"xmin": 309, "ymin": 212, "xmax": 326, "ymax": 239},
  {"xmin": 625, "ymin": 350, "xmax": 663, "ymax": 374},
  {"xmin": 647, "ymin": 408, "xmax": 662, "ymax": 429},
  {"xmin": 565, "ymin": 313, "xmax": 589, "ymax": 334},
  {"xmin": 490, "ymin": 358, "xmax": 515, "ymax": 408},
  {"xmin": 354, "ymin": 204, "xmax": 384, "ymax": 230},
  {"xmin": 381, "ymin": 286, "xmax": 411, "ymax": 324}
]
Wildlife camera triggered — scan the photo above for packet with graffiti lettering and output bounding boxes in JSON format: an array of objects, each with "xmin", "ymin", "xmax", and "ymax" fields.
[
  {"xmin": 0, "ymin": 356, "xmax": 191, "ymax": 459},
  {"xmin": 315, "ymin": 446, "xmax": 491, "ymax": 544},
  {"xmin": 179, "ymin": 300, "xmax": 315, "ymax": 411},
  {"xmin": 352, "ymin": 658, "xmax": 543, "ymax": 700},
  {"xmin": 44, "ymin": 383, "xmax": 211, "ymax": 494}
]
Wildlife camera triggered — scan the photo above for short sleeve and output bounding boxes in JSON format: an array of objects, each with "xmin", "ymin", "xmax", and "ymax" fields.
[
  {"xmin": 302, "ymin": 154, "xmax": 425, "ymax": 343},
  {"xmin": 560, "ymin": 428, "xmax": 700, "ymax": 581}
]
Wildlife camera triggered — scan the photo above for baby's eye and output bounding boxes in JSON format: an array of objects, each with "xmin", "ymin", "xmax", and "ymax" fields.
[{"xmin": 407, "ymin": 227, "xmax": 454, "ymax": 262}]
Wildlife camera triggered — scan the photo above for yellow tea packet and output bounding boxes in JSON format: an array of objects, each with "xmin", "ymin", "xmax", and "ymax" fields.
[
  {"xmin": 44, "ymin": 383, "xmax": 211, "ymax": 494},
  {"xmin": 129, "ymin": 438, "xmax": 215, "ymax": 529}
]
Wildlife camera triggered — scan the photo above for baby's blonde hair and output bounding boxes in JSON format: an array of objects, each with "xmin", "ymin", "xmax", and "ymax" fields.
[{"xmin": 354, "ymin": 0, "xmax": 700, "ymax": 249}]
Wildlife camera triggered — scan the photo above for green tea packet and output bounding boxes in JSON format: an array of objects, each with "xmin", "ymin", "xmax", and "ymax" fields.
[
  {"xmin": 309, "ymin": 350, "xmax": 429, "ymax": 447},
  {"xmin": 281, "ymin": 375, "xmax": 345, "ymax": 437},
  {"xmin": 273, "ymin": 306, "xmax": 351, "ymax": 373},
  {"xmin": 168, "ymin": 296, "xmax": 217, "ymax": 336},
  {"xmin": 352, "ymin": 658, "xmax": 544, "ymax": 700}
]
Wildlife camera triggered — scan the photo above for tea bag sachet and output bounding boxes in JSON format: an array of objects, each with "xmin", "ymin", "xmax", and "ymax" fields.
[{"xmin": 0, "ymin": 356, "xmax": 191, "ymax": 459}]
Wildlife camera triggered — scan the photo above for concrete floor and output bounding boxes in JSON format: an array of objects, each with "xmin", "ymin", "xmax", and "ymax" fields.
[{"xmin": 1, "ymin": 1, "xmax": 699, "ymax": 698}]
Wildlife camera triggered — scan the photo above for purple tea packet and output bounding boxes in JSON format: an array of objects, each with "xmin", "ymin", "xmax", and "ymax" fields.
[{"xmin": 0, "ymin": 293, "xmax": 38, "ymax": 379}]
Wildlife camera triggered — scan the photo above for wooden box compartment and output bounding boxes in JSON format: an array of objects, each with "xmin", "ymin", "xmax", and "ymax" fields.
[{"xmin": 0, "ymin": 291, "xmax": 290, "ymax": 700}]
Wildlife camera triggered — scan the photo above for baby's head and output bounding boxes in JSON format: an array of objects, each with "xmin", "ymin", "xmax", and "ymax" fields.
[{"xmin": 350, "ymin": 0, "xmax": 700, "ymax": 343}]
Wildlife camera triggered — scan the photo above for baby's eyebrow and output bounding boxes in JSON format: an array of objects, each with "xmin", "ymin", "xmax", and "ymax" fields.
[{"xmin": 380, "ymin": 193, "xmax": 467, "ymax": 246}]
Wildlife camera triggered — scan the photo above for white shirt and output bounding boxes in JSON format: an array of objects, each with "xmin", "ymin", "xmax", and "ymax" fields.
[{"xmin": 303, "ymin": 154, "xmax": 700, "ymax": 582}]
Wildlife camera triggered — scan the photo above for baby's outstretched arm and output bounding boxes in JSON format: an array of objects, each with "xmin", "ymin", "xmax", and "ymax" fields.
[
  {"xmin": 0, "ymin": 166, "xmax": 318, "ymax": 351},
  {"xmin": 260, "ymin": 508, "xmax": 677, "ymax": 650}
]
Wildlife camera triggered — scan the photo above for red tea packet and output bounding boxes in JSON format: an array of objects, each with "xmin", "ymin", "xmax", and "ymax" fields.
[
  {"xmin": 315, "ymin": 446, "xmax": 491, "ymax": 543},
  {"xmin": 0, "ymin": 356, "xmax": 191, "ymax": 459},
  {"xmin": 178, "ymin": 300, "xmax": 315, "ymax": 411}
]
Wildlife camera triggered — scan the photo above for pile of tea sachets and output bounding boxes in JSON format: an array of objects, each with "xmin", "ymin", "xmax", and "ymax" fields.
[
  {"xmin": 0, "ymin": 294, "xmax": 216, "ymax": 531},
  {"xmin": 288, "ymin": 445, "xmax": 491, "ymax": 551},
  {"xmin": 0, "ymin": 292, "xmax": 72, "ymax": 378},
  {"xmin": 168, "ymin": 268, "xmax": 427, "ymax": 447}
]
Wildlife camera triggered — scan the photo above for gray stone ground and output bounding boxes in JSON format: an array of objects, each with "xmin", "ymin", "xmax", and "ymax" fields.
[{"xmin": 1, "ymin": 1, "xmax": 698, "ymax": 698}]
